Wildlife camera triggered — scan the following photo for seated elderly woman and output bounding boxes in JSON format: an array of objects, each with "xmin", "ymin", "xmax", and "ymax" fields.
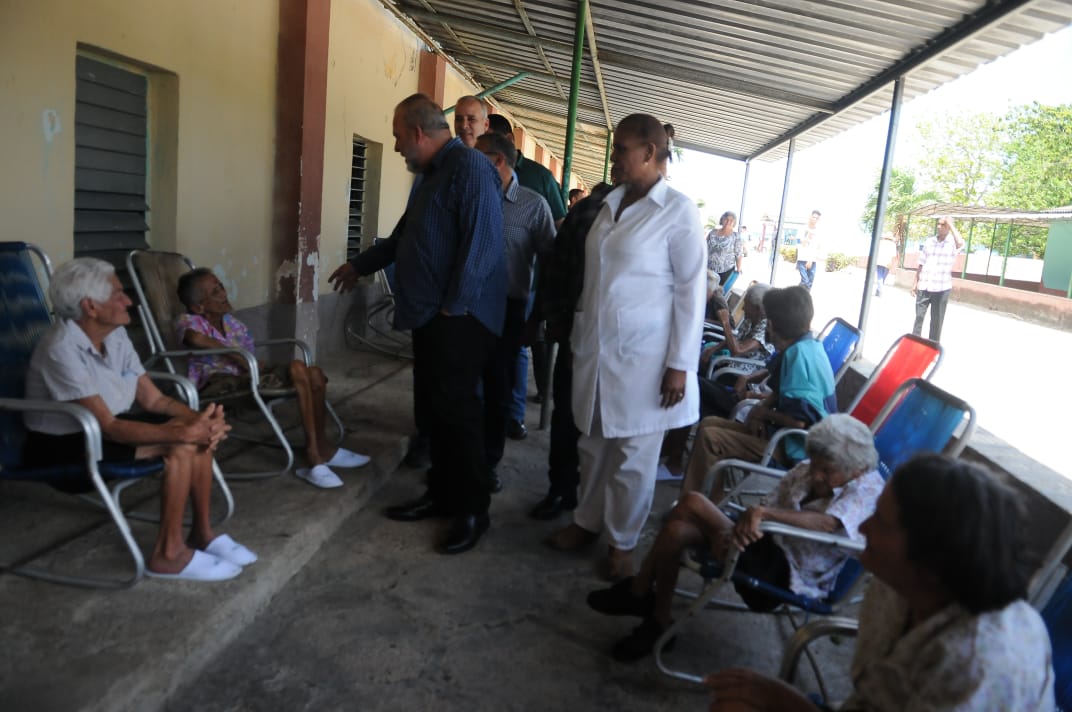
[
  {"xmin": 705, "ymin": 454, "xmax": 1055, "ymax": 711},
  {"xmin": 22, "ymin": 258, "xmax": 254, "ymax": 582},
  {"xmin": 659, "ymin": 283, "xmax": 773, "ymax": 481},
  {"xmin": 176, "ymin": 268, "xmax": 368, "ymax": 489},
  {"xmin": 680, "ymin": 285, "xmax": 836, "ymax": 496},
  {"xmin": 588, "ymin": 414, "xmax": 884, "ymax": 662}
]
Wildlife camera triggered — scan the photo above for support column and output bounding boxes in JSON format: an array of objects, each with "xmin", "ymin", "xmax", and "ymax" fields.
[
  {"xmin": 961, "ymin": 219, "xmax": 975, "ymax": 278},
  {"xmin": 560, "ymin": 0, "xmax": 587, "ymax": 205},
  {"xmin": 769, "ymin": 138, "xmax": 795, "ymax": 285},
  {"xmin": 272, "ymin": 0, "xmax": 331, "ymax": 358},
  {"xmin": 738, "ymin": 160, "xmax": 750, "ymax": 236},
  {"xmin": 418, "ymin": 51, "xmax": 447, "ymax": 107},
  {"xmin": 1000, "ymin": 222, "xmax": 1014, "ymax": 286},
  {"xmin": 858, "ymin": 77, "xmax": 904, "ymax": 341}
]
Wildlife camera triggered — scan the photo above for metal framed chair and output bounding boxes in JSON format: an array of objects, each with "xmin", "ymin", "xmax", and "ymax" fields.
[
  {"xmin": 344, "ymin": 267, "xmax": 413, "ymax": 359},
  {"xmin": 662, "ymin": 378, "xmax": 975, "ymax": 684},
  {"xmin": 757, "ymin": 331, "xmax": 939, "ymax": 467},
  {"xmin": 0, "ymin": 242, "xmax": 232, "ymax": 588},
  {"xmin": 126, "ymin": 249, "xmax": 344, "ymax": 480}
]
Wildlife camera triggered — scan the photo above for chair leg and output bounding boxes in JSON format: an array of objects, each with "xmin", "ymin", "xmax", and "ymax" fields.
[
  {"xmin": 655, "ymin": 550, "xmax": 742, "ymax": 684},
  {"xmin": 9, "ymin": 470, "xmax": 145, "ymax": 589},
  {"xmin": 221, "ymin": 389, "xmax": 295, "ymax": 481},
  {"xmin": 325, "ymin": 401, "xmax": 345, "ymax": 446}
]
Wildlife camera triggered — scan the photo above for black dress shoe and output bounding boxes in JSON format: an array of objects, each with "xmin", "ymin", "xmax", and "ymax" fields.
[
  {"xmin": 528, "ymin": 492, "xmax": 576, "ymax": 520},
  {"xmin": 441, "ymin": 514, "xmax": 490, "ymax": 554},
  {"xmin": 384, "ymin": 493, "xmax": 447, "ymax": 522},
  {"xmin": 506, "ymin": 419, "xmax": 528, "ymax": 440},
  {"xmin": 611, "ymin": 617, "xmax": 675, "ymax": 662},
  {"xmin": 587, "ymin": 577, "xmax": 654, "ymax": 618},
  {"xmin": 488, "ymin": 471, "xmax": 504, "ymax": 494}
]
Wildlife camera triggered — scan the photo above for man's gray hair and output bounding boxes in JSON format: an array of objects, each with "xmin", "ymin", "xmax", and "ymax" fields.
[
  {"xmin": 806, "ymin": 413, "xmax": 878, "ymax": 475},
  {"xmin": 396, "ymin": 93, "xmax": 450, "ymax": 133},
  {"xmin": 455, "ymin": 95, "xmax": 488, "ymax": 118},
  {"xmin": 49, "ymin": 257, "xmax": 116, "ymax": 320},
  {"xmin": 742, "ymin": 282, "xmax": 770, "ymax": 310}
]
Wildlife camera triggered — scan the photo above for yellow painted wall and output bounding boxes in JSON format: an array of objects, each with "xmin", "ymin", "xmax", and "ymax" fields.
[
  {"xmin": 0, "ymin": 0, "xmax": 279, "ymax": 309},
  {"xmin": 319, "ymin": 0, "xmax": 480, "ymax": 292}
]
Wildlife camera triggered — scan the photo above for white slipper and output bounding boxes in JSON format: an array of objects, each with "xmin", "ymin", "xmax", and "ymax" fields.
[
  {"xmin": 656, "ymin": 464, "xmax": 684, "ymax": 482},
  {"xmin": 295, "ymin": 464, "xmax": 344, "ymax": 489},
  {"xmin": 204, "ymin": 533, "xmax": 258, "ymax": 567},
  {"xmin": 146, "ymin": 550, "xmax": 242, "ymax": 582},
  {"xmin": 326, "ymin": 448, "xmax": 371, "ymax": 468}
]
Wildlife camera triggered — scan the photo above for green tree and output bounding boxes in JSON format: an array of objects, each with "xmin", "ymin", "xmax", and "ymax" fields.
[
  {"xmin": 993, "ymin": 103, "xmax": 1072, "ymax": 211},
  {"xmin": 860, "ymin": 168, "xmax": 940, "ymax": 243},
  {"xmin": 916, "ymin": 112, "xmax": 1005, "ymax": 204}
]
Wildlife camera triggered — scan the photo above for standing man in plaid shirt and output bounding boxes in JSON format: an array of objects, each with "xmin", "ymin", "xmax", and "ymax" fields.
[{"xmin": 912, "ymin": 216, "xmax": 964, "ymax": 342}]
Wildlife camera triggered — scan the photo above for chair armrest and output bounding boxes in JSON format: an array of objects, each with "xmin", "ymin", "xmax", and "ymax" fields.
[
  {"xmin": 145, "ymin": 347, "xmax": 260, "ymax": 383},
  {"xmin": 254, "ymin": 338, "xmax": 312, "ymax": 367},
  {"xmin": 0, "ymin": 398, "xmax": 104, "ymax": 464},
  {"xmin": 710, "ymin": 458, "xmax": 788, "ymax": 504},
  {"xmin": 146, "ymin": 371, "xmax": 199, "ymax": 410},
  {"xmin": 759, "ymin": 522, "xmax": 865, "ymax": 553},
  {"xmin": 779, "ymin": 616, "xmax": 860, "ymax": 682},
  {"xmin": 760, "ymin": 427, "xmax": 808, "ymax": 467}
]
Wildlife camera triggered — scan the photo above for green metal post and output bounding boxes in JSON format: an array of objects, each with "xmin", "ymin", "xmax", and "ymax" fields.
[
  {"xmin": 999, "ymin": 222, "xmax": 1014, "ymax": 286},
  {"xmin": 984, "ymin": 222, "xmax": 1000, "ymax": 281},
  {"xmin": 442, "ymin": 72, "xmax": 530, "ymax": 115},
  {"xmin": 603, "ymin": 130, "xmax": 611, "ymax": 183},
  {"xmin": 560, "ymin": 0, "xmax": 587, "ymax": 204},
  {"xmin": 961, "ymin": 219, "xmax": 975, "ymax": 278}
]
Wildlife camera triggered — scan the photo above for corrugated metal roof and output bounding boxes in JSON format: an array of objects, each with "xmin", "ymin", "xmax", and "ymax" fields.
[
  {"xmin": 911, "ymin": 202, "xmax": 1072, "ymax": 226},
  {"xmin": 380, "ymin": 0, "xmax": 1072, "ymax": 188}
]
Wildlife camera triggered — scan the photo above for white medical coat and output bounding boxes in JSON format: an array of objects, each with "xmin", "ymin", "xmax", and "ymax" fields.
[{"xmin": 571, "ymin": 177, "xmax": 707, "ymax": 438}]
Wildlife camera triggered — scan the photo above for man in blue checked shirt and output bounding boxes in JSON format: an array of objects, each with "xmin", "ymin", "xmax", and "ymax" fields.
[
  {"xmin": 329, "ymin": 94, "xmax": 506, "ymax": 555},
  {"xmin": 475, "ymin": 131, "xmax": 556, "ymax": 495}
]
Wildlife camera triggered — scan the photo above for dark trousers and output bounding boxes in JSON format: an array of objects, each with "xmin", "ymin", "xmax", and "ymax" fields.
[
  {"xmin": 546, "ymin": 341, "xmax": 580, "ymax": 503},
  {"xmin": 413, "ymin": 314, "xmax": 496, "ymax": 516},
  {"xmin": 913, "ymin": 289, "xmax": 950, "ymax": 342},
  {"xmin": 484, "ymin": 298, "xmax": 527, "ymax": 471}
]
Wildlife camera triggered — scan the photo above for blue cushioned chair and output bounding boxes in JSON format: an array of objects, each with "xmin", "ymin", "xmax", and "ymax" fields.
[
  {"xmin": 657, "ymin": 378, "xmax": 975, "ymax": 684},
  {"xmin": 0, "ymin": 242, "xmax": 232, "ymax": 588}
]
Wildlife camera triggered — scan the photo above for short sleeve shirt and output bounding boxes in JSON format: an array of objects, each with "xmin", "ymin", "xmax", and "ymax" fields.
[
  {"xmin": 175, "ymin": 313, "xmax": 254, "ymax": 389},
  {"xmin": 916, "ymin": 235, "xmax": 960, "ymax": 293},
  {"xmin": 24, "ymin": 319, "xmax": 146, "ymax": 435},
  {"xmin": 706, "ymin": 230, "xmax": 743, "ymax": 273},
  {"xmin": 764, "ymin": 462, "xmax": 885, "ymax": 599},
  {"xmin": 842, "ymin": 579, "xmax": 1056, "ymax": 711}
]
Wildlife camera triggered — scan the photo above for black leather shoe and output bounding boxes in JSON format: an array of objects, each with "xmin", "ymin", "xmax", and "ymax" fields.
[
  {"xmin": 384, "ymin": 493, "xmax": 447, "ymax": 522},
  {"xmin": 587, "ymin": 577, "xmax": 654, "ymax": 618},
  {"xmin": 528, "ymin": 492, "xmax": 576, "ymax": 520},
  {"xmin": 506, "ymin": 419, "xmax": 528, "ymax": 440},
  {"xmin": 611, "ymin": 617, "xmax": 675, "ymax": 662},
  {"xmin": 441, "ymin": 514, "xmax": 490, "ymax": 554},
  {"xmin": 488, "ymin": 471, "xmax": 504, "ymax": 494}
]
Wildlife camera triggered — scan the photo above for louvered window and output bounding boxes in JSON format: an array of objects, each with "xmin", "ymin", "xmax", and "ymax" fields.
[
  {"xmin": 74, "ymin": 55, "xmax": 150, "ymax": 262},
  {"xmin": 348, "ymin": 138, "xmax": 367, "ymax": 259}
]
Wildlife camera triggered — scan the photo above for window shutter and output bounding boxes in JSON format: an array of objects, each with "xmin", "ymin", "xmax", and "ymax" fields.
[{"xmin": 348, "ymin": 138, "xmax": 367, "ymax": 259}]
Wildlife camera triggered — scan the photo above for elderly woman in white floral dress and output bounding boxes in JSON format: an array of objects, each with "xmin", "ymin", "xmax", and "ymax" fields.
[
  {"xmin": 586, "ymin": 414, "xmax": 885, "ymax": 662},
  {"xmin": 705, "ymin": 454, "xmax": 1055, "ymax": 712}
]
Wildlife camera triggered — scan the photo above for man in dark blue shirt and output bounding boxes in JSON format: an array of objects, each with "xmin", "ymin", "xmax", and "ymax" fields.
[{"xmin": 329, "ymin": 94, "xmax": 506, "ymax": 554}]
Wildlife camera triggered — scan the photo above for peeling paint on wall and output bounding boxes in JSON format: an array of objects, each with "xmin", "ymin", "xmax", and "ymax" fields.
[{"xmin": 276, "ymin": 258, "xmax": 297, "ymax": 300}]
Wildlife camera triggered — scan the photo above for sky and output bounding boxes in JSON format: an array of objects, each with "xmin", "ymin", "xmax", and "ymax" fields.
[{"xmin": 666, "ymin": 25, "xmax": 1072, "ymax": 254}]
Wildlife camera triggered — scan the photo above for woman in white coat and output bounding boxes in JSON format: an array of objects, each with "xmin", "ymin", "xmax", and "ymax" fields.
[{"xmin": 547, "ymin": 114, "xmax": 707, "ymax": 579}]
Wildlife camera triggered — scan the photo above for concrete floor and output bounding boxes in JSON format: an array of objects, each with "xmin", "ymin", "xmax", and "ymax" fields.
[{"xmin": 0, "ymin": 345, "xmax": 853, "ymax": 712}]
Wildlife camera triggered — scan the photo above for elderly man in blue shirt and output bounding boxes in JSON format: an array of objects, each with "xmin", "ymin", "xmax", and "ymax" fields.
[
  {"xmin": 329, "ymin": 93, "xmax": 506, "ymax": 554},
  {"xmin": 475, "ymin": 131, "xmax": 556, "ymax": 494}
]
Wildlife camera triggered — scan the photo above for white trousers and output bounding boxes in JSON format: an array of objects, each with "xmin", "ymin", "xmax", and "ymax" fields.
[{"xmin": 573, "ymin": 397, "xmax": 663, "ymax": 550}]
